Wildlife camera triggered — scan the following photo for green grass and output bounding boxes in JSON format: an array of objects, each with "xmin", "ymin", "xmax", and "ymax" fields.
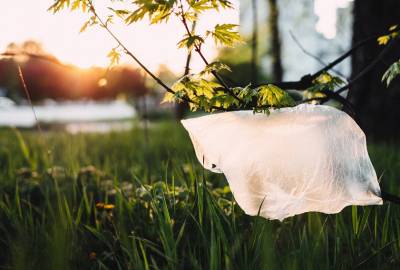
[{"xmin": 0, "ymin": 122, "xmax": 399, "ymax": 269}]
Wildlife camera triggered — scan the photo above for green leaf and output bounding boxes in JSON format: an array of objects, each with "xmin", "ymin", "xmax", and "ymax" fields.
[
  {"xmin": 213, "ymin": 0, "xmax": 234, "ymax": 9},
  {"xmin": 382, "ymin": 60, "xmax": 400, "ymax": 87},
  {"xmin": 207, "ymin": 24, "xmax": 242, "ymax": 47},
  {"xmin": 199, "ymin": 62, "xmax": 231, "ymax": 75},
  {"xmin": 161, "ymin": 92, "xmax": 176, "ymax": 104},
  {"xmin": 307, "ymin": 72, "xmax": 344, "ymax": 92},
  {"xmin": 125, "ymin": 0, "xmax": 176, "ymax": 25},
  {"xmin": 256, "ymin": 84, "xmax": 295, "ymax": 108},
  {"xmin": 177, "ymin": 35, "xmax": 204, "ymax": 51},
  {"xmin": 236, "ymin": 84, "xmax": 257, "ymax": 104},
  {"xmin": 190, "ymin": 0, "xmax": 213, "ymax": 12}
]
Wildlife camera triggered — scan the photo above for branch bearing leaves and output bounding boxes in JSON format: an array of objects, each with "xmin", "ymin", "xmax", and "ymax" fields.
[
  {"xmin": 125, "ymin": 0, "xmax": 176, "ymax": 25},
  {"xmin": 207, "ymin": 24, "xmax": 242, "ymax": 47},
  {"xmin": 307, "ymin": 72, "xmax": 344, "ymax": 92},
  {"xmin": 199, "ymin": 62, "xmax": 231, "ymax": 76},
  {"xmin": 177, "ymin": 35, "xmax": 204, "ymax": 51},
  {"xmin": 189, "ymin": 0, "xmax": 214, "ymax": 12},
  {"xmin": 377, "ymin": 25, "xmax": 399, "ymax": 45},
  {"xmin": 256, "ymin": 84, "xmax": 295, "ymax": 108},
  {"xmin": 108, "ymin": 8, "xmax": 130, "ymax": 19},
  {"xmin": 188, "ymin": 0, "xmax": 233, "ymax": 12},
  {"xmin": 210, "ymin": 91, "xmax": 238, "ymax": 109},
  {"xmin": 79, "ymin": 15, "xmax": 98, "ymax": 33},
  {"xmin": 161, "ymin": 75, "xmax": 223, "ymax": 112},
  {"xmin": 48, "ymin": 0, "xmax": 71, "ymax": 13},
  {"xmin": 71, "ymin": 0, "xmax": 87, "ymax": 12},
  {"xmin": 211, "ymin": 0, "xmax": 234, "ymax": 9},
  {"xmin": 49, "ymin": 0, "xmax": 89, "ymax": 13},
  {"xmin": 382, "ymin": 59, "xmax": 400, "ymax": 87},
  {"xmin": 182, "ymin": 11, "xmax": 198, "ymax": 22},
  {"xmin": 235, "ymin": 84, "xmax": 257, "ymax": 105}
]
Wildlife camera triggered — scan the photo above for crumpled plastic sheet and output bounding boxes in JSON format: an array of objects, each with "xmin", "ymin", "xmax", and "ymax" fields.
[{"xmin": 181, "ymin": 104, "xmax": 383, "ymax": 220}]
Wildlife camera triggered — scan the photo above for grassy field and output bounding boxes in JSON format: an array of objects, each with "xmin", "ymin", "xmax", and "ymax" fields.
[{"xmin": 0, "ymin": 122, "xmax": 399, "ymax": 269}]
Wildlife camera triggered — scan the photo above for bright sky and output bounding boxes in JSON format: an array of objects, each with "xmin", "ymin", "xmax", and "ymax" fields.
[
  {"xmin": 314, "ymin": 0, "xmax": 353, "ymax": 39},
  {"xmin": 0, "ymin": 0, "xmax": 239, "ymax": 73},
  {"xmin": 0, "ymin": 0, "xmax": 352, "ymax": 74}
]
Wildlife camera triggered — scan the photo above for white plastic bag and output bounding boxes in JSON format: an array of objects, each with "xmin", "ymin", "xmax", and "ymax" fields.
[{"xmin": 181, "ymin": 104, "xmax": 382, "ymax": 220}]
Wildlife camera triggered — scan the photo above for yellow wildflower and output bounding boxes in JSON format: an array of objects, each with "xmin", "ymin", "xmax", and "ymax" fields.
[
  {"xmin": 104, "ymin": 204, "xmax": 115, "ymax": 210},
  {"xmin": 89, "ymin": 252, "xmax": 96, "ymax": 260}
]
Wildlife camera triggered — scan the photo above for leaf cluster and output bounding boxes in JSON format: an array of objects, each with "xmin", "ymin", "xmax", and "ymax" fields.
[
  {"xmin": 307, "ymin": 72, "xmax": 344, "ymax": 93},
  {"xmin": 162, "ymin": 62, "xmax": 295, "ymax": 113}
]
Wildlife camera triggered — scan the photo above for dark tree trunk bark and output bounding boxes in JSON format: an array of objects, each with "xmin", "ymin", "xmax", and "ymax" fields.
[
  {"xmin": 350, "ymin": 0, "xmax": 400, "ymax": 139},
  {"xmin": 251, "ymin": 0, "xmax": 258, "ymax": 85},
  {"xmin": 267, "ymin": 0, "xmax": 283, "ymax": 82}
]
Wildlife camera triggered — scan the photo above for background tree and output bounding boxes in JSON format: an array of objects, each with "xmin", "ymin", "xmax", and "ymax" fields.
[
  {"xmin": 350, "ymin": 0, "xmax": 400, "ymax": 139},
  {"xmin": 267, "ymin": 0, "xmax": 283, "ymax": 82}
]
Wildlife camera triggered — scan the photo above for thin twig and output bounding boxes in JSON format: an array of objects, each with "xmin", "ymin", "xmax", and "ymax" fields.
[
  {"xmin": 17, "ymin": 65, "xmax": 53, "ymax": 161},
  {"xmin": 289, "ymin": 31, "xmax": 347, "ymax": 79},
  {"xmin": 17, "ymin": 65, "xmax": 44, "ymax": 135},
  {"xmin": 258, "ymin": 28, "xmax": 398, "ymax": 90},
  {"xmin": 335, "ymin": 37, "xmax": 400, "ymax": 95}
]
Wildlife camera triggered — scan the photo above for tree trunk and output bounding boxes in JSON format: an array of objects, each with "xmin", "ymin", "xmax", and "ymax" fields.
[
  {"xmin": 174, "ymin": 52, "xmax": 190, "ymax": 120},
  {"xmin": 251, "ymin": 0, "xmax": 258, "ymax": 84},
  {"xmin": 267, "ymin": 0, "xmax": 283, "ymax": 82},
  {"xmin": 350, "ymin": 0, "xmax": 400, "ymax": 139}
]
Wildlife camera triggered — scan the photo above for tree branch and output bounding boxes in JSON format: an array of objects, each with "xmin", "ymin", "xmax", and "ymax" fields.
[
  {"xmin": 289, "ymin": 31, "xmax": 347, "ymax": 79},
  {"xmin": 335, "ymin": 36, "xmax": 400, "ymax": 95},
  {"xmin": 257, "ymin": 29, "xmax": 397, "ymax": 90},
  {"xmin": 178, "ymin": 2, "xmax": 243, "ymax": 103}
]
